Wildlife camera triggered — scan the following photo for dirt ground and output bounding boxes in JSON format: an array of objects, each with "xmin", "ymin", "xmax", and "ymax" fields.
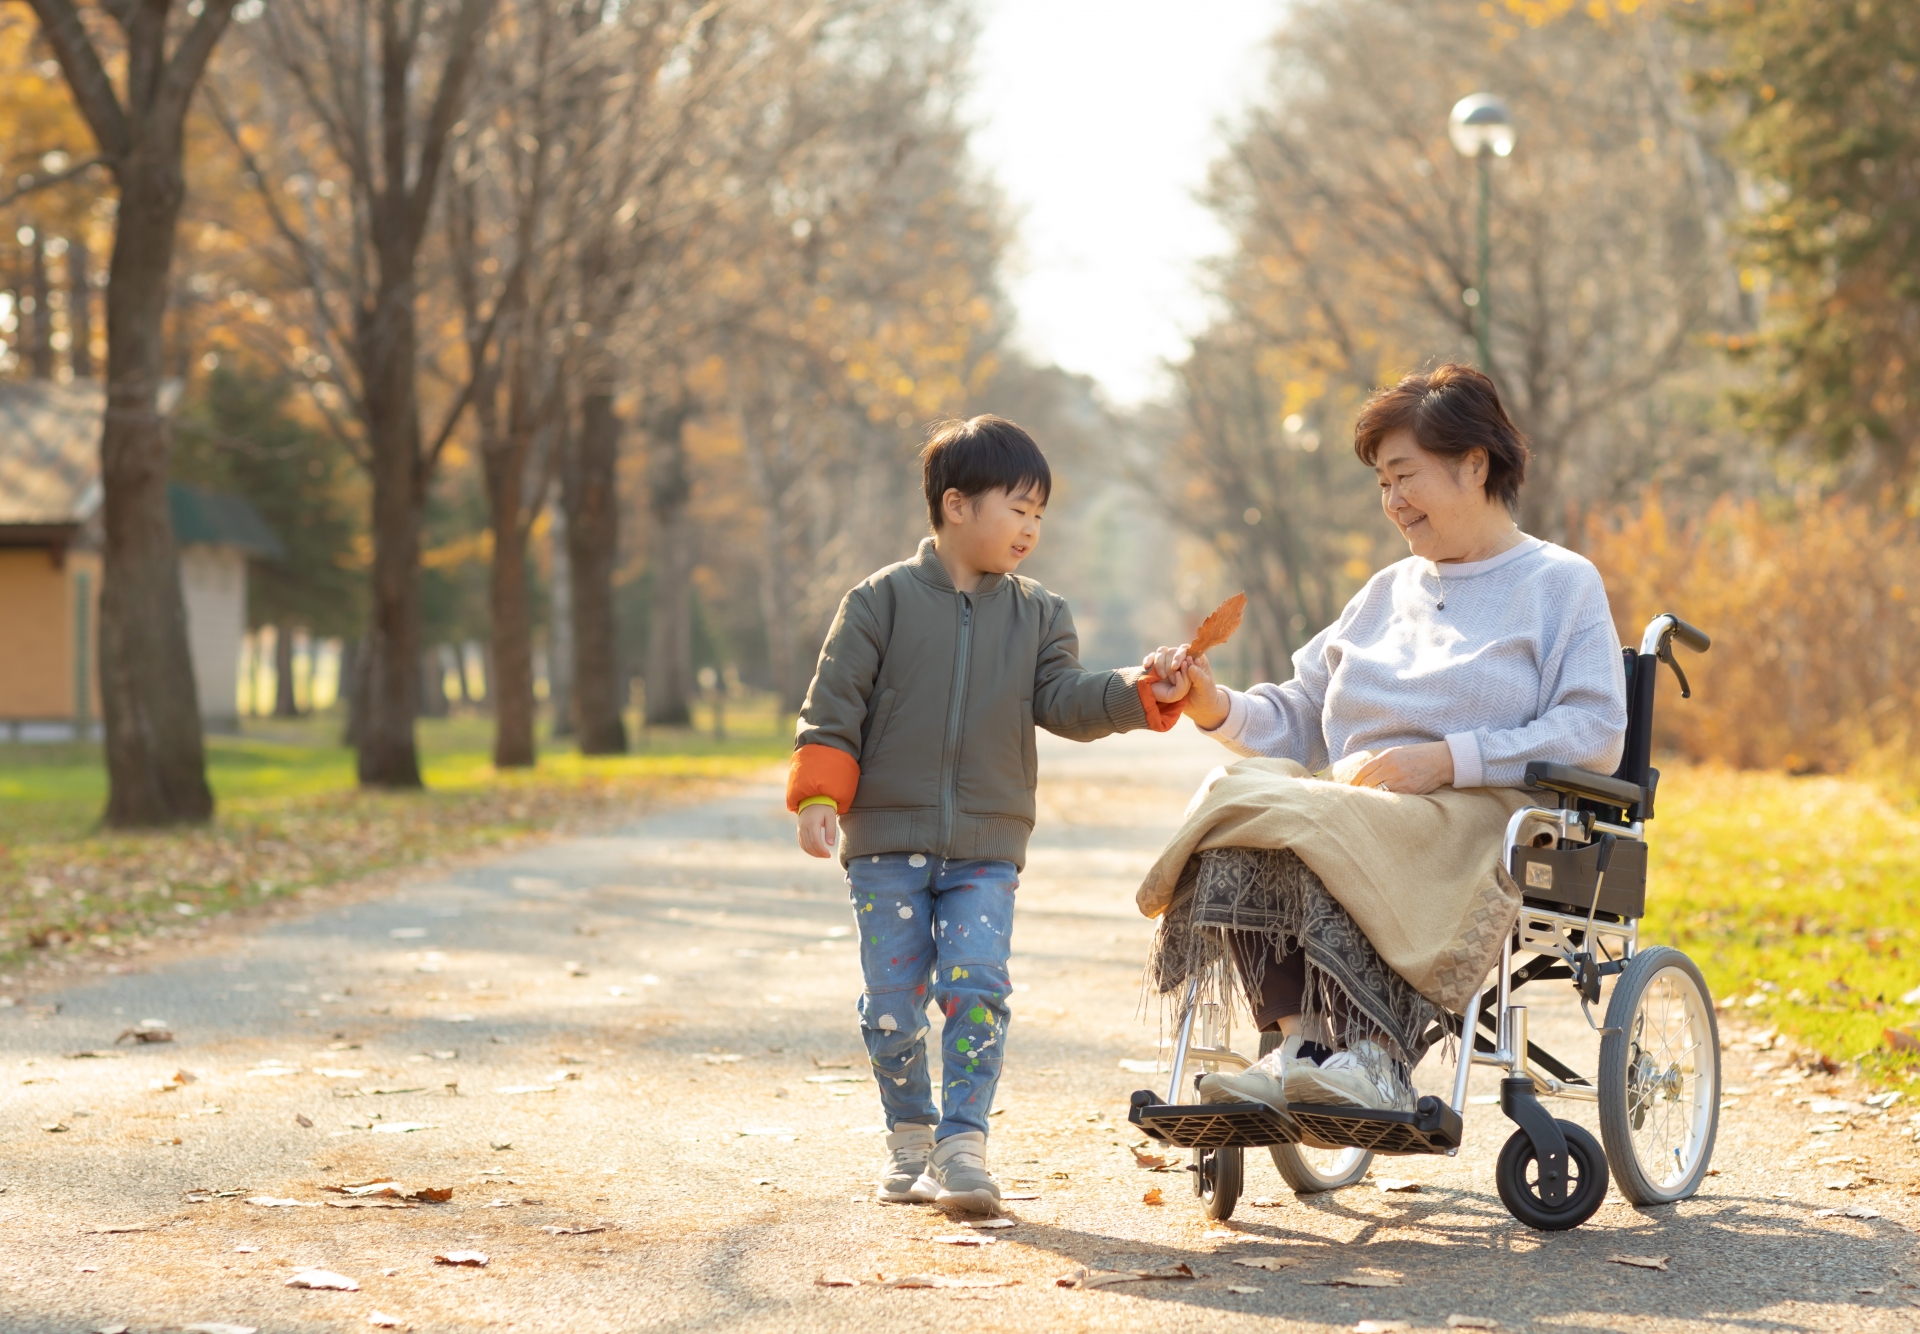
[{"xmin": 2, "ymin": 726, "xmax": 1916, "ymax": 1333}]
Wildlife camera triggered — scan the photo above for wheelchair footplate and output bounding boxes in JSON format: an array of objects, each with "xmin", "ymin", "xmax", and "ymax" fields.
[{"xmin": 1130, "ymin": 1089, "xmax": 1463, "ymax": 1156}]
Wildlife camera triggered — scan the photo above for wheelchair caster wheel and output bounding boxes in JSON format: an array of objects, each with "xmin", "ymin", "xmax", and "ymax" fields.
[
  {"xmin": 1191, "ymin": 1144, "xmax": 1242, "ymax": 1220},
  {"xmin": 1496, "ymin": 1118, "xmax": 1607, "ymax": 1230}
]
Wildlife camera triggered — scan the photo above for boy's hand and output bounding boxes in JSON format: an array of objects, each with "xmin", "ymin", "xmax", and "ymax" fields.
[
  {"xmin": 1153, "ymin": 646, "xmax": 1230, "ymax": 729},
  {"xmin": 1141, "ymin": 647, "xmax": 1191, "ymax": 702},
  {"xmin": 798, "ymin": 804, "xmax": 839, "ymax": 858}
]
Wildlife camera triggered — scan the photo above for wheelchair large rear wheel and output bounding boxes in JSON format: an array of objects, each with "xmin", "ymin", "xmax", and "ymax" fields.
[
  {"xmin": 1257, "ymin": 1032, "xmax": 1374, "ymax": 1193},
  {"xmin": 1597, "ymin": 946, "xmax": 1720, "ymax": 1205}
]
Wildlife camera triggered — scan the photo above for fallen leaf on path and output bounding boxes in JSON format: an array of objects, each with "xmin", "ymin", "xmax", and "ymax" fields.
[
  {"xmin": 116, "ymin": 1026, "xmax": 173, "ymax": 1044},
  {"xmin": 1305, "ymin": 1275, "xmax": 1403, "ymax": 1288},
  {"xmin": 1608, "ymin": 1255, "xmax": 1670, "ymax": 1271},
  {"xmin": 86, "ymin": 1223, "xmax": 164, "ymax": 1235},
  {"xmin": 816, "ymin": 1275, "xmax": 861, "ymax": 1287},
  {"xmin": 882, "ymin": 1274, "xmax": 1020, "ymax": 1289},
  {"xmin": 366, "ymin": 1313, "xmax": 405, "ymax": 1329},
  {"xmin": 287, "ymin": 1270, "xmax": 359, "ymax": 1291},
  {"xmin": 1142, "ymin": 1188, "xmax": 1165, "ymax": 1206},
  {"xmin": 1866, "ymin": 1091, "xmax": 1902, "ymax": 1109},
  {"xmin": 42, "ymin": 1122, "xmax": 69, "ymax": 1133},
  {"xmin": 1001, "ymin": 1192, "xmax": 1040, "ymax": 1201},
  {"xmin": 367, "ymin": 1086, "xmax": 430, "ymax": 1096},
  {"xmin": 1355, "ymin": 1322, "xmax": 1411, "ymax": 1333},
  {"xmin": 540, "ymin": 1225, "xmax": 608, "ymax": 1236},
  {"xmin": 433, "ymin": 1251, "xmax": 488, "ymax": 1267},
  {"xmin": 930, "ymin": 1235, "xmax": 996, "ymax": 1246},
  {"xmin": 1808, "ymin": 1121, "xmax": 1847, "ymax": 1134},
  {"xmin": 370, "ymin": 1122, "xmax": 433, "ymax": 1133},
  {"xmin": 1233, "ymin": 1258, "xmax": 1302, "ymax": 1271},
  {"xmin": 1446, "ymin": 1317, "xmax": 1499, "ymax": 1329},
  {"xmin": 1055, "ymin": 1263, "xmax": 1196, "ymax": 1288},
  {"xmin": 1225, "ymin": 1285, "xmax": 1260, "ymax": 1295},
  {"xmin": 964, "ymin": 1218, "xmax": 1016, "ymax": 1229},
  {"xmin": 1814, "ymin": 1204, "xmax": 1882, "ymax": 1219},
  {"xmin": 294, "ymin": 1114, "xmax": 313, "ymax": 1128},
  {"xmin": 328, "ymin": 1200, "xmax": 417, "ymax": 1210},
  {"xmin": 490, "ymin": 1138, "xmax": 513, "ymax": 1150},
  {"xmin": 232, "ymin": 1246, "xmax": 260, "ymax": 1253},
  {"xmin": 1825, "ymin": 1178, "xmax": 1857, "ymax": 1191},
  {"xmin": 244, "ymin": 1197, "xmax": 320, "ymax": 1208},
  {"xmin": 65, "ymin": 1050, "xmax": 123, "ymax": 1060},
  {"xmin": 1376, "ymin": 1179, "xmax": 1420, "ymax": 1192},
  {"xmin": 1245, "ymin": 1197, "xmax": 1284, "ymax": 1207},
  {"xmin": 1860, "ymin": 1286, "xmax": 1886, "ymax": 1295},
  {"xmin": 1133, "ymin": 1150, "xmax": 1169, "ymax": 1169}
]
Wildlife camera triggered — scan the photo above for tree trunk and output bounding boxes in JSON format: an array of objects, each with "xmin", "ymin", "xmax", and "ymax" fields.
[
  {"xmin": 353, "ymin": 283, "xmax": 426, "ymax": 787},
  {"xmin": 419, "ymin": 647, "xmax": 450, "ymax": 717},
  {"xmin": 483, "ymin": 435, "xmax": 537, "ymax": 767},
  {"xmin": 548, "ymin": 501, "xmax": 575, "ymax": 737},
  {"xmin": 273, "ymin": 624, "xmax": 299, "ymax": 716},
  {"xmin": 96, "ymin": 164, "xmax": 213, "ymax": 826},
  {"xmin": 643, "ymin": 392, "xmax": 694, "ymax": 727},
  {"xmin": 67, "ymin": 231, "xmax": 93, "ymax": 378},
  {"xmin": 566, "ymin": 387, "xmax": 627, "ymax": 753},
  {"xmin": 28, "ymin": 227, "xmax": 53, "ymax": 379}
]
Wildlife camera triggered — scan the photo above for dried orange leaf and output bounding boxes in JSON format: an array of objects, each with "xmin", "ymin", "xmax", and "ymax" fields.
[
  {"xmin": 1187, "ymin": 593, "xmax": 1248, "ymax": 656},
  {"xmin": 1233, "ymin": 1257, "xmax": 1301, "ymax": 1271},
  {"xmin": 286, "ymin": 1269, "xmax": 359, "ymax": 1291},
  {"xmin": 1607, "ymin": 1254, "xmax": 1669, "ymax": 1271},
  {"xmin": 1141, "ymin": 1187, "xmax": 1165, "ymax": 1206},
  {"xmin": 433, "ymin": 1251, "xmax": 488, "ymax": 1267}
]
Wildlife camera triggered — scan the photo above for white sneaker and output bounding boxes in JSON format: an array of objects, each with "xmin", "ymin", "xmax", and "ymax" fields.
[
  {"xmin": 1196, "ymin": 1034, "xmax": 1302, "ymax": 1110},
  {"xmin": 925, "ymin": 1130, "xmax": 1000, "ymax": 1214},
  {"xmin": 876, "ymin": 1124, "xmax": 939, "ymax": 1203},
  {"xmin": 1282, "ymin": 1038, "xmax": 1416, "ymax": 1113}
]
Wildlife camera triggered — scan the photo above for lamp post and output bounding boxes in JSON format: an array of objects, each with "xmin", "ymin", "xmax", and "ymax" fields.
[{"xmin": 1448, "ymin": 94, "xmax": 1516, "ymax": 371}]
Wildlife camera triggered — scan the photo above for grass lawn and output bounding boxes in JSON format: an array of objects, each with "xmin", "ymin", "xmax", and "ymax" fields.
[
  {"xmin": 0, "ymin": 701, "xmax": 788, "ymax": 970},
  {"xmin": 1645, "ymin": 762, "xmax": 1920, "ymax": 1083}
]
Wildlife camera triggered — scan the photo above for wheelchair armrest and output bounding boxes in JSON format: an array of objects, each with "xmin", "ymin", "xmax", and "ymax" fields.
[{"xmin": 1523, "ymin": 761, "xmax": 1644, "ymax": 812}]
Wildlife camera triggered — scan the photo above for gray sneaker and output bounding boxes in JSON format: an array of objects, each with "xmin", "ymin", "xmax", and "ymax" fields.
[
  {"xmin": 1281, "ymin": 1038, "xmax": 1416, "ymax": 1113},
  {"xmin": 1196, "ymin": 1033, "xmax": 1302, "ymax": 1109},
  {"xmin": 926, "ymin": 1130, "xmax": 1000, "ymax": 1214},
  {"xmin": 876, "ymin": 1124, "xmax": 938, "ymax": 1203}
]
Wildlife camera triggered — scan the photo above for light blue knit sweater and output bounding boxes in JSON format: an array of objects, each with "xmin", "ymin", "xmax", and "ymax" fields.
[{"xmin": 1201, "ymin": 537, "xmax": 1628, "ymax": 789}]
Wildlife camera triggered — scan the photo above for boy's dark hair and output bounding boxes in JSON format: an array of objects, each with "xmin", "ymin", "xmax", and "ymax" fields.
[
  {"xmin": 919, "ymin": 415, "xmax": 1052, "ymax": 529},
  {"xmin": 1352, "ymin": 363, "xmax": 1532, "ymax": 513}
]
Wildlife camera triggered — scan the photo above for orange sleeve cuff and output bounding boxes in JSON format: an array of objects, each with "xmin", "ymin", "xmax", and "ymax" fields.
[
  {"xmin": 1137, "ymin": 677, "xmax": 1186, "ymax": 733},
  {"xmin": 787, "ymin": 743, "xmax": 860, "ymax": 814}
]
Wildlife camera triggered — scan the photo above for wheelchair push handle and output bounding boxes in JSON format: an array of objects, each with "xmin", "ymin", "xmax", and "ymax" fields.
[
  {"xmin": 1640, "ymin": 612, "xmax": 1710, "ymax": 658},
  {"xmin": 1667, "ymin": 616, "xmax": 1710, "ymax": 655}
]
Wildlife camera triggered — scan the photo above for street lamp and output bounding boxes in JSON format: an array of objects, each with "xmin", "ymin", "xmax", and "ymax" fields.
[{"xmin": 1448, "ymin": 94, "xmax": 1515, "ymax": 371}]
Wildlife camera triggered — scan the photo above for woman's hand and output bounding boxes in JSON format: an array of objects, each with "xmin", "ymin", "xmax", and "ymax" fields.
[
  {"xmin": 1349, "ymin": 742, "xmax": 1455, "ymax": 795},
  {"xmin": 1145, "ymin": 645, "xmax": 1229, "ymax": 729},
  {"xmin": 798, "ymin": 804, "xmax": 839, "ymax": 858}
]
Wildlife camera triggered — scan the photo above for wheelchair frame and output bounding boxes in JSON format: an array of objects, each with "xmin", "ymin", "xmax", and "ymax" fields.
[{"xmin": 1129, "ymin": 613, "xmax": 1721, "ymax": 1230}]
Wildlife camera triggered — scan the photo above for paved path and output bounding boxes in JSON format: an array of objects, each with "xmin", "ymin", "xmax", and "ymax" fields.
[{"xmin": 2, "ymin": 727, "xmax": 1916, "ymax": 1332}]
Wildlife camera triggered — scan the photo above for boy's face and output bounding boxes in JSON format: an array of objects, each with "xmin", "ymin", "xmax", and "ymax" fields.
[{"xmin": 941, "ymin": 484, "xmax": 1046, "ymax": 573}]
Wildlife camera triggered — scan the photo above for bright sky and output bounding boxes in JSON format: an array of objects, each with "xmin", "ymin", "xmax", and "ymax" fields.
[{"xmin": 967, "ymin": 0, "xmax": 1286, "ymax": 407}]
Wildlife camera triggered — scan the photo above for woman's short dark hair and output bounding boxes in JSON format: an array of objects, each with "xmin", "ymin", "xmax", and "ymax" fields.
[
  {"xmin": 919, "ymin": 415, "xmax": 1052, "ymax": 529},
  {"xmin": 1352, "ymin": 364, "xmax": 1532, "ymax": 512}
]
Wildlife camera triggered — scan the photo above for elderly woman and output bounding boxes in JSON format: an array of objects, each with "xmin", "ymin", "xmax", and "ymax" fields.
[{"xmin": 1141, "ymin": 363, "xmax": 1626, "ymax": 1116}]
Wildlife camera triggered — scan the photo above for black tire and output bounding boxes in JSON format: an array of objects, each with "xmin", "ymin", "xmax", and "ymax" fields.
[
  {"xmin": 1256, "ymin": 1032, "xmax": 1374, "ymax": 1193},
  {"xmin": 1193, "ymin": 1145, "xmax": 1243, "ymax": 1220},
  {"xmin": 1496, "ymin": 1120, "xmax": 1608, "ymax": 1231},
  {"xmin": 1598, "ymin": 946, "xmax": 1721, "ymax": 1205}
]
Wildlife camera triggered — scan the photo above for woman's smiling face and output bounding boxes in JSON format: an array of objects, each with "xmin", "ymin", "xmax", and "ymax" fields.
[{"xmin": 1374, "ymin": 427, "xmax": 1494, "ymax": 561}]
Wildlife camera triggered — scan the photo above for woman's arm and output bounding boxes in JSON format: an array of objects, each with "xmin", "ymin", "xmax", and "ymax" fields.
[
  {"xmin": 1449, "ymin": 601, "xmax": 1628, "ymax": 788},
  {"xmin": 1152, "ymin": 628, "xmax": 1335, "ymax": 769}
]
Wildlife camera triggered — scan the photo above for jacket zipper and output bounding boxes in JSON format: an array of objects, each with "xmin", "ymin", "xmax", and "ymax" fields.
[{"xmin": 939, "ymin": 596, "xmax": 973, "ymax": 850}]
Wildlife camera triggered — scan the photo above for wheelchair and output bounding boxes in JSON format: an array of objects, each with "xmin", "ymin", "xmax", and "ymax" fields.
[{"xmin": 1129, "ymin": 613, "xmax": 1718, "ymax": 1230}]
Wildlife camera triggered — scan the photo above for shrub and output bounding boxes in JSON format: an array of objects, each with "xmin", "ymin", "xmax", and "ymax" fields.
[{"xmin": 1585, "ymin": 495, "xmax": 1920, "ymax": 777}]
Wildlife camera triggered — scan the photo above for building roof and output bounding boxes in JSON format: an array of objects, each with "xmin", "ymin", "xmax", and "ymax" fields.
[
  {"xmin": 0, "ymin": 378, "xmax": 285, "ymax": 558},
  {"xmin": 169, "ymin": 482, "xmax": 286, "ymax": 558},
  {"xmin": 0, "ymin": 379, "xmax": 104, "ymax": 527}
]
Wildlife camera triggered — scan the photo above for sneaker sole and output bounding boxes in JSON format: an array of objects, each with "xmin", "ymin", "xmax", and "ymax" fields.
[{"xmin": 934, "ymin": 1186, "xmax": 1000, "ymax": 1215}]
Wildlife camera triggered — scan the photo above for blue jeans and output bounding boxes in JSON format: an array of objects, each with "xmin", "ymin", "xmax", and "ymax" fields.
[{"xmin": 847, "ymin": 853, "xmax": 1018, "ymax": 1141}]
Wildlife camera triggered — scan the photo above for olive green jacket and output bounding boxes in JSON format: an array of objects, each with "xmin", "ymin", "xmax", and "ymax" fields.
[{"xmin": 787, "ymin": 537, "xmax": 1178, "ymax": 868}]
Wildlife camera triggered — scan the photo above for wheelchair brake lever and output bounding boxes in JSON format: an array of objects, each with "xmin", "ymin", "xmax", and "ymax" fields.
[{"xmin": 1659, "ymin": 643, "xmax": 1692, "ymax": 699}]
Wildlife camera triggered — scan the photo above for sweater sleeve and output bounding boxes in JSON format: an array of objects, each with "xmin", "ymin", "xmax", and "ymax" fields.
[
  {"xmin": 1199, "ymin": 621, "xmax": 1335, "ymax": 771},
  {"xmin": 788, "ymin": 587, "xmax": 884, "ymax": 813},
  {"xmin": 1032, "ymin": 596, "xmax": 1183, "ymax": 739},
  {"xmin": 1444, "ymin": 575, "xmax": 1627, "ymax": 788}
]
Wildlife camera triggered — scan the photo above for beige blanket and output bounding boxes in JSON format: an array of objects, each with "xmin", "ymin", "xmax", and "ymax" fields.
[{"xmin": 1137, "ymin": 758, "xmax": 1544, "ymax": 1015}]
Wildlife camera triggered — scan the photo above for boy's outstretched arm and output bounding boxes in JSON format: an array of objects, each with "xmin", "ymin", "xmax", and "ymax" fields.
[
  {"xmin": 1032, "ymin": 598, "xmax": 1188, "ymax": 740},
  {"xmin": 789, "ymin": 590, "xmax": 882, "ymax": 857}
]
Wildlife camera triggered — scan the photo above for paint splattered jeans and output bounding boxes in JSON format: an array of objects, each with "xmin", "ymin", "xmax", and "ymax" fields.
[{"xmin": 847, "ymin": 852, "xmax": 1017, "ymax": 1142}]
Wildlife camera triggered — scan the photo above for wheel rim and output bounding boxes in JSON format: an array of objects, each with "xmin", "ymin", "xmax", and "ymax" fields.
[
  {"xmin": 1517, "ymin": 1136, "xmax": 1592, "ymax": 1209},
  {"xmin": 1621, "ymin": 964, "xmax": 1714, "ymax": 1192},
  {"xmin": 1294, "ymin": 1145, "xmax": 1367, "ymax": 1186}
]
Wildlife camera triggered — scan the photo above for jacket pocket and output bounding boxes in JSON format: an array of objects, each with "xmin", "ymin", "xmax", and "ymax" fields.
[
  {"xmin": 1020, "ymin": 699, "xmax": 1037, "ymax": 788},
  {"xmin": 860, "ymin": 687, "xmax": 899, "ymax": 768}
]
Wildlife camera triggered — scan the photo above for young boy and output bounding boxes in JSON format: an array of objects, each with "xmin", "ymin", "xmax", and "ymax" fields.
[{"xmin": 789, "ymin": 415, "xmax": 1186, "ymax": 1212}]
